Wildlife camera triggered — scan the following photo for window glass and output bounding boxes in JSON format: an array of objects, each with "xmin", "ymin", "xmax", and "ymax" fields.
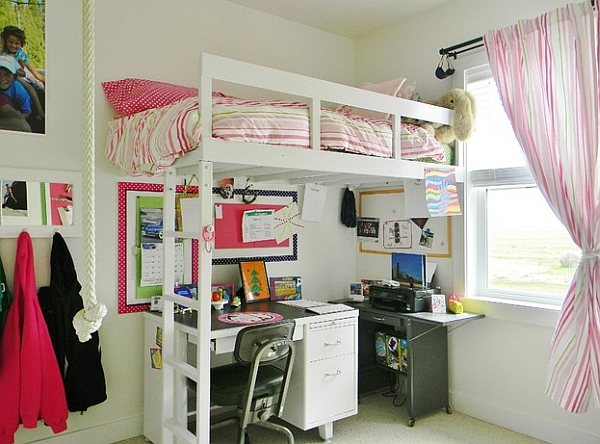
[{"xmin": 464, "ymin": 65, "xmax": 580, "ymax": 306}]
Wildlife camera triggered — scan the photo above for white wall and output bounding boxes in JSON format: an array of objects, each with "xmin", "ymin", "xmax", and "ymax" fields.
[
  {"xmin": 91, "ymin": 1, "xmax": 356, "ymax": 443},
  {"xmin": 7, "ymin": 0, "xmax": 598, "ymax": 443},
  {"xmin": 5, "ymin": 1, "xmax": 358, "ymax": 443},
  {"xmin": 0, "ymin": 0, "xmax": 84, "ymax": 292},
  {"xmin": 356, "ymin": 1, "xmax": 600, "ymax": 443}
]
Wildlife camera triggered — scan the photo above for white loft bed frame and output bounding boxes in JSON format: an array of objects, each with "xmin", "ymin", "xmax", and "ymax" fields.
[{"xmin": 159, "ymin": 53, "xmax": 462, "ymax": 444}]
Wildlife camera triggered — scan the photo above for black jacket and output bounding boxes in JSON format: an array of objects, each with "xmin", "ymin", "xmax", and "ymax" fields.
[{"xmin": 38, "ymin": 232, "xmax": 107, "ymax": 412}]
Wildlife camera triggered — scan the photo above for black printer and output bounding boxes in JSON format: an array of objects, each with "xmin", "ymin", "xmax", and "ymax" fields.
[{"xmin": 369, "ymin": 285, "xmax": 432, "ymax": 313}]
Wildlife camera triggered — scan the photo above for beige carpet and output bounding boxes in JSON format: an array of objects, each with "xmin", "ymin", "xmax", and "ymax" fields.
[{"xmin": 114, "ymin": 391, "xmax": 548, "ymax": 444}]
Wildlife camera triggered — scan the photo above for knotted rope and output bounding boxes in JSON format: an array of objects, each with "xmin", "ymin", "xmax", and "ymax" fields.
[{"xmin": 74, "ymin": 0, "xmax": 107, "ymax": 342}]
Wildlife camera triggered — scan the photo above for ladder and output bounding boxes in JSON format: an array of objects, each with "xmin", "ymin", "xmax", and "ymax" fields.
[{"xmin": 160, "ymin": 161, "xmax": 214, "ymax": 444}]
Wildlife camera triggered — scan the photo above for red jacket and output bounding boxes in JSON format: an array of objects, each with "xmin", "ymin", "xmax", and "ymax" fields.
[{"xmin": 0, "ymin": 232, "xmax": 68, "ymax": 444}]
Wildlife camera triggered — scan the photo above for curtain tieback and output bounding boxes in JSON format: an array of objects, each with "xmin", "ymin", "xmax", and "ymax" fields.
[{"xmin": 581, "ymin": 250, "xmax": 600, "ymax": 260}]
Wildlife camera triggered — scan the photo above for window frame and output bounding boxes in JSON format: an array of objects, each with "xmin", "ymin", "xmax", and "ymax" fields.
[{"xmin": 460, "ymin": 58, "xmax": 574, "ymax": 310}]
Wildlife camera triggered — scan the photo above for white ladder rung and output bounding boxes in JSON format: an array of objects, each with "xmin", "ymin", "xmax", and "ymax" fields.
[
  {"xmin": 163, "ymin": 292, "xmax": 201, "ymax": 311},
  {"xmin": 163, "ymin": 418, "xmax": 196, "ymax": 444},
  {"xmin": 164, "ymin": 356, "xmax": 198, "ymax": 382}
]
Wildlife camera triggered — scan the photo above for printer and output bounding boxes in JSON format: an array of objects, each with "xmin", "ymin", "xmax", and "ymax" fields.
[{"xmin": 369, "ymin": 285, "xmax": 432, "ymax": 313}]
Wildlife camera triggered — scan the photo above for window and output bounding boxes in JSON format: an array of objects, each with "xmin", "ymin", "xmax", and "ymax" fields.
[{"xmin": 464, "ymin": 65, "xmax": 580, "ymax": 307}]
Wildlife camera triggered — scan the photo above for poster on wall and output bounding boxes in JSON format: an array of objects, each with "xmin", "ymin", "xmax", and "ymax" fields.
[
  {"xmin": 1, "ymin": 179, "xmax": 74, "ymax": 227},
  {"xmin": 0, "ymin": 2, "xmax": 46, "ymax": 134}
]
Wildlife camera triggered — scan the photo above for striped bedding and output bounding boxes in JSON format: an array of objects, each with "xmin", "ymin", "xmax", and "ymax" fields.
[{"xmin": 105, "ymin": 93, "xmax": 446, "ymax": 177}]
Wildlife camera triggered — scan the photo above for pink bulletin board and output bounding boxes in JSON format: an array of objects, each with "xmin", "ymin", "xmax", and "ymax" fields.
[
  {"xmin": 211, "ymin": 188, "xmax": 298, "ymax": 265},
  {"xmin": 214, "ymin": 203, "xmax": 289, "ymax": 250},
  {"xmin": 117, "ymin": 182, "xmax": 199, "ymax": 314}
]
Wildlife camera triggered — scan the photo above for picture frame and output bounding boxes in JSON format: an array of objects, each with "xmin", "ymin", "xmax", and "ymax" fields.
[
  {"xmin": 349, "ymin": 282, "xmax": 363, "ymax": 296},
  {"xmin": 239, "ymin": 260, "xmax": 270, "ymax": 303},
  {"xmin": 361, "ymin": 279, "xmax": 379, "ymax": 299},
  {"xmin": 391, "ymin": 252, "xmax": 427, "ymax": 289},
  {"xmin": 269, "ymin": 276, "xmax": 302, "ymax": 301},
  {"xmin": 211, "ymin": 283, "xmax": 235, "ymax": 304},
  {"xmin": 0, "ymin": 168, "xmax": 82, "ymax": 238}
]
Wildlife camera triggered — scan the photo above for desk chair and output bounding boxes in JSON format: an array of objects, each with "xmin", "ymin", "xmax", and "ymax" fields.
[{"xmin": 210, "ymin": 320, "xmax": 296, "ymax": 444}]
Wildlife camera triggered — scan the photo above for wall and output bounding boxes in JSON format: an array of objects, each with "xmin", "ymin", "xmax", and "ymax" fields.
[
  {"xmin": 8, "ymin": 1, "xmax": 598, "ymax": 443},
  {"xmin": 6, "ymin": 1, "xmax": 357, "ymax": 443},
  {"xmin": 93, "ymin": 1, "xmax": 356, "ymax": 443},
  {"xmin": 355, "ymin": 1, "xmax": 600, "ymax": 443},
  {"xmin": 0, "ymin": 0, "xmax": 84, "ymax": 291}
]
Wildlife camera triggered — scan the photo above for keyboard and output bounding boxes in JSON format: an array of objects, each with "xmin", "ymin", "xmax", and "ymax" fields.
[
  {"xmin": 277, "ymin": 299, "xmax": 326, "ymax": 309},
  {"xmin": 276, "ymin": 299, "xmax": 355, "ymax": 315},
  {"xmin": 304, "ymin": 303, "xmax": 355, "ymax": 315}
]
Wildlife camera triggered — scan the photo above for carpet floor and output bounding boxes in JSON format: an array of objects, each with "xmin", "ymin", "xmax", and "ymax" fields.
[{"xmin": 113, "ymin": 390, "xmax": 548, "ymax": 444}]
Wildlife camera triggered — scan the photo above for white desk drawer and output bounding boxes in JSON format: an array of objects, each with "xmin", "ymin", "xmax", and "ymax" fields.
[
  {"xmin": 305, "ymin": 318, "xmax": 355, "ymax": 361},
  {"xmin": 304, "ymin": 353, "xmax": 356, "ymax": 425}
]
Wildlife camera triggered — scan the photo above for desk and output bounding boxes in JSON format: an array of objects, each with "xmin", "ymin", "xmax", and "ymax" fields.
[
  {"xmin": 143, "ymin": 302, "xmax": 358, "ymax": 443},
  {"xmin": 356, "ymin": 302, "xmax": 484, "ymax": 426}
]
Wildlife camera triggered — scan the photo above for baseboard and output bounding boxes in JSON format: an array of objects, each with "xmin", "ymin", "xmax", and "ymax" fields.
[
  {"xmin": 450, "ymin": 391, "xmax": 600, "ymax": 444},
  {"xmin": 16, "ymin": 414, "xmax": 143, "ymax": 444}
]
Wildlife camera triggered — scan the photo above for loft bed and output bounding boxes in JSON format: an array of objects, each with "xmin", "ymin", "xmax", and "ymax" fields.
[
  {"xmin": 105, "ymin": 54, "xmax": 464, "ymax": 444},
  {"xmin": 103, "ymin": 53, "xmax": 462, "ymax": 187}
]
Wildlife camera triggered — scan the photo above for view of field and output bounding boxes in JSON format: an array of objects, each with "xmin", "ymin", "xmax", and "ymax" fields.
[{"xmin": 488, "ymin": 227, "xmax": 579, "ymax": 296}]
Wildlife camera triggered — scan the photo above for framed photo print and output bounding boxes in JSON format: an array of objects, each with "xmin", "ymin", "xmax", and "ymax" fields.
[
  {"xmin": 211, "ymin": 283, "xmax": 235, "ymax": 304},
  {"xmin": 239, "ymin": 260, "xmax": 270, "ymax": 303}
]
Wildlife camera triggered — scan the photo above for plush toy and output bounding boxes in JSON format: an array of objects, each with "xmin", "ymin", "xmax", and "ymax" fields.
[
  {"xmin": 447, "ymin": 293, "xmax": 464, "ymax": 314},
  {"xmin": 416, "ymin": 88, "xmax": 477, "ymax": 144}
]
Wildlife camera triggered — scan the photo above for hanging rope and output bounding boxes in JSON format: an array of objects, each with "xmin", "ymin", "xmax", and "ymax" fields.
[{"xmin": 73, "ymin": 0, "xmax": 107, "ymax": 342}]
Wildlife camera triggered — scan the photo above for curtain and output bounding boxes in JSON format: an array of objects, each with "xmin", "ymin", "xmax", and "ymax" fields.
[{"xmin": 484, "ymin": 1, "xmax": 600, "ymax": 413}]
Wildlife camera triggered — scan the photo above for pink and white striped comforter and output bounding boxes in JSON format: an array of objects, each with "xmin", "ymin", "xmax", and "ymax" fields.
[{"xmin": 105, "ymin": 93, "xmax": 445, "ymax": 176}]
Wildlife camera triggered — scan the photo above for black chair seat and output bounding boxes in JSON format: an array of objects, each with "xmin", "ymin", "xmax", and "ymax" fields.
[
  {"xmin": 211, "ymin": 363, "xmax": 284, "ymax": 406},
  {"xmin": 210, "ymin": 320, "xmax": 296, "ymax": 444}
]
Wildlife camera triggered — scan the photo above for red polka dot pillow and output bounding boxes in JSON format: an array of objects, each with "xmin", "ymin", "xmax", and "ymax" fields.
[{"xmin": 102, "ymin": 78, "xmax": 198, "ymax": 116}]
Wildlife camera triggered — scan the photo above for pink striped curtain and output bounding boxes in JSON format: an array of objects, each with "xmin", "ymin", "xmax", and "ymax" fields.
[{"xmin": 484, "ymin": 1, "xmax": 600, "ymax": 413}]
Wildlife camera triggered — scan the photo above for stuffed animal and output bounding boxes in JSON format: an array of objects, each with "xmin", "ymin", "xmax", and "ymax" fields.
[
  {"xmin": 414, "ymin": 88, "xmax": 477, "ymax": 144},
  {"xmin": 447, "ymin": 293, "xmax": 464, "ymax": 314}
]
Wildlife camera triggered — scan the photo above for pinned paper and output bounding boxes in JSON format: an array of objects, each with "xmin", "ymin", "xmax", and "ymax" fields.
[
  {"xmin": 242, "ymin": 209, "xmax": 274, "ymax": 242},
  {"xmin": 273, "ymin": 202, "xmax": 304, "ymax": 243},
  {"xmin": 301, "ymin": 183, "xmax": 327, "ymax": 222},
  {"xmin": 403, "ymin": 179, "xmax": 430, "ymax": 218},
  {"xmin": 425, "ymin": 168, "xmax": 461, "ymax": 217}
]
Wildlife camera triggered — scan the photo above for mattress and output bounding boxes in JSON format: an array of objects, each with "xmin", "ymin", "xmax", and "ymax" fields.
[{"xmin": 105, "ymin": 93, "xmax": 447, "ymax": 177}]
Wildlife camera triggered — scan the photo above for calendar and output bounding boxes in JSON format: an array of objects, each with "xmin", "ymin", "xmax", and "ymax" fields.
[{"xmin": 140, "ymin": 242, "xmax": 184, "ymax": 287}]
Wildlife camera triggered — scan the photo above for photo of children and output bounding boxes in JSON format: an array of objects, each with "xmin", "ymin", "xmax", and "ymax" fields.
[{"xmin": 0, "ymin": 2, "xmax": 45, "ymax": 134}]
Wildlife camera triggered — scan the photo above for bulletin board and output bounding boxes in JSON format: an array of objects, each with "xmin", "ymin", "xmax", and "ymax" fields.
[
  {"xmin": 118, "ymin": 183, "xmax": 298, "ymax": 314},
  {"xmin": 358, "ymin": 189, "xmax": 452, "ymax": 259},
  {"xmin": 118, "ymin": 182, "xmax": 199, "ymax": 314},
  {"xmin": 212, "ymin": 189, "xmax": 298, "ymax": 265}
]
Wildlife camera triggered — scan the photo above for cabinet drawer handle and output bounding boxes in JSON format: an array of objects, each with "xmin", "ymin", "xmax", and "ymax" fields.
[
  {"xmin": 372, "ymin": 316, "xmax": 386, "ymax": 321},
  {"xmin": 324, "ymin": 340, "xmax": 342, "ymax": 347},
  {"xmin": 325, "ymin": 369, "xmax": 342, "ymax": 377}
]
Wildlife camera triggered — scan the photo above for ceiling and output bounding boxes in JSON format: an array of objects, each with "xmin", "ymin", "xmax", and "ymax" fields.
[{"xmin": 226, "ymin": 0, "xmax": 454, "ymax": 39}]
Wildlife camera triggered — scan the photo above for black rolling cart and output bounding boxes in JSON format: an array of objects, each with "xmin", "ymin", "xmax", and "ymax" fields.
[{"xmin": 356, "ymin": 302, "xmax": 483, "ymax": 426}]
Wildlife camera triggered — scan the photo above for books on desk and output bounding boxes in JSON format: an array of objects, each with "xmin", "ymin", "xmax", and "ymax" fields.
[{"xmin": 277, "ymin": 299, "xmax": 355, "ymax": 314}]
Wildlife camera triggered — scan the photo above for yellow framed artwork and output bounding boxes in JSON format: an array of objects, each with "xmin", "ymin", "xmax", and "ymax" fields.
[{"xmin": 239, "ymin": 260, "xmax": 270, "ymax": 303}]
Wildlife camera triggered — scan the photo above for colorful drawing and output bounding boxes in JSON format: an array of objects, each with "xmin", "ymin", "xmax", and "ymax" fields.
[{"xmin": 425, "ymin": 168, "xmax": 462, "ymax": 217}]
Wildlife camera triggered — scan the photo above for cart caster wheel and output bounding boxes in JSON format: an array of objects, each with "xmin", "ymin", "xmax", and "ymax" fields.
[
  {"xmin": 445, "ymin": 405, "xmax": 452, "ymax": 414},
  {"xmin": 408, "ymin": 418, "xmax": 415, "ymax": 427}
]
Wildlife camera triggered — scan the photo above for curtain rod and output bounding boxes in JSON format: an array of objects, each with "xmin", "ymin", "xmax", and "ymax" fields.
[
  {"xmin": 439, "ymin": 37, "xmax": 483, "ymax": 59},
  {"xmin": 440, "ymin": 0, "xmax": 596, "ymax": 60}
]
